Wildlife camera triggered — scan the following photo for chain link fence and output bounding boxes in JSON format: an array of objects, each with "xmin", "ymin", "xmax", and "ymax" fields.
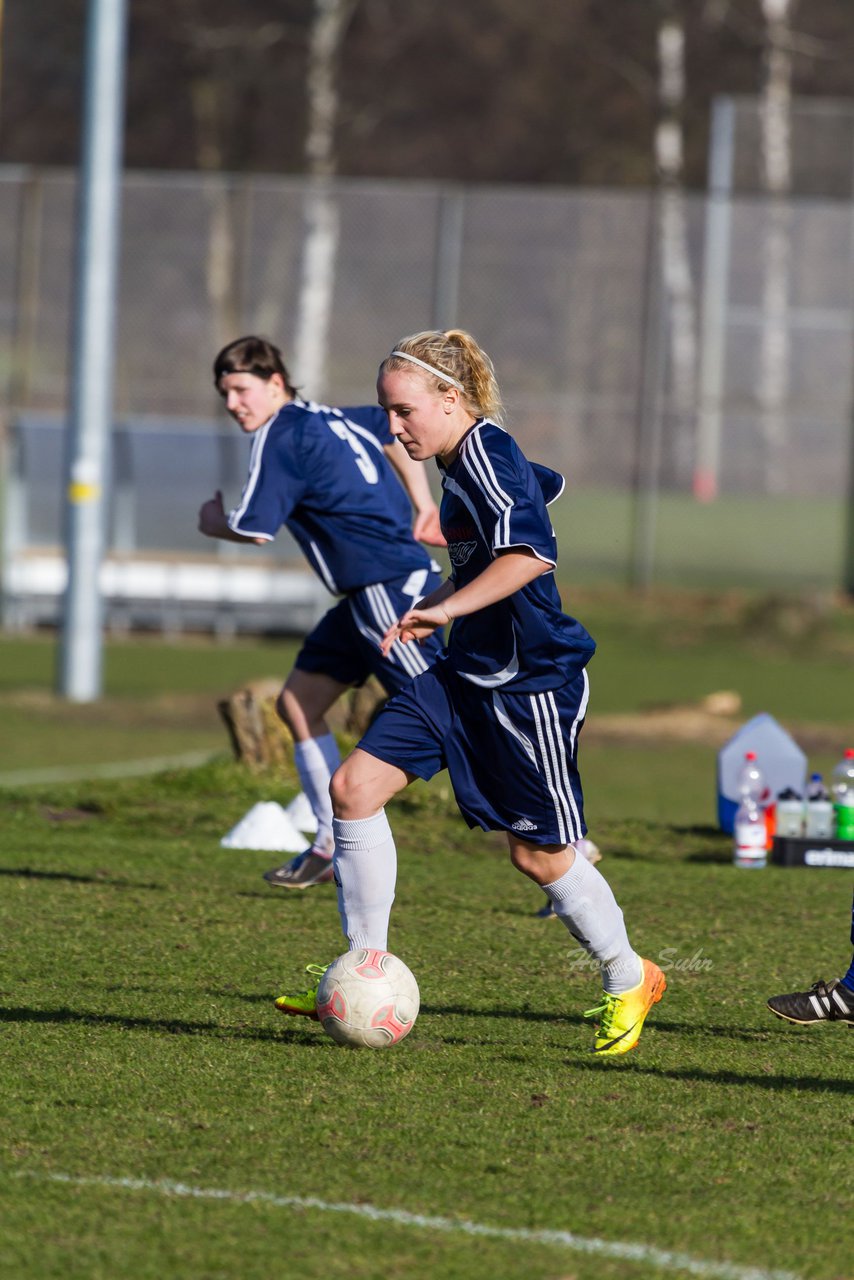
[{"xmin": 1, "ymin": 140, "xmax": 853, "ymax": 630}]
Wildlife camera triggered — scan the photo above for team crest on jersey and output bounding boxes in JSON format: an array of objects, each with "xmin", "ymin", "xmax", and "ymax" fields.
[{"xmin": 448, "ymin": 540, "xmax": 477, "ymax": 567}]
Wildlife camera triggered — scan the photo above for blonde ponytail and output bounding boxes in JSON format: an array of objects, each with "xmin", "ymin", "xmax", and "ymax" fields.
[{"xmin": 383, "ymin": 329, "xmax": 504, "ymax": 424}]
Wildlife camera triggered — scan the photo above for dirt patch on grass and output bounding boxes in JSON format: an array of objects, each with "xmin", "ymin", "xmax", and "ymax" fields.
[
  {"xmin": 586, "ymin": 694, "xmax": 851, "ymax": 754},
  {"xmin": 2, "ymin": 685, "xmax": 848, "ymax": 758},
  {"xmin": 1, "ymin": 688, "xmax": 220, "ymax": 732}
]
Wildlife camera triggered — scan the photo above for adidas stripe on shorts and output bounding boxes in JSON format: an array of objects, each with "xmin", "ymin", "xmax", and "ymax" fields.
[{"xmin": 357, "ymin": 660, "xmax": 589, "ymax": 846}]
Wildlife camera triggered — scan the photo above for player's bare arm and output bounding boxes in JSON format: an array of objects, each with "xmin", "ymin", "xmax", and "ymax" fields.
[
  {"xmin": 381, "ymin": 549, "xmax": 548, "ymax": 654},
  {"xmin": 382, "ymin": 442, "xmax": 446, "ymax": 547},
  {"xmin": 198, "ymin": 490, "xmax": 266, "ymax": 544}
]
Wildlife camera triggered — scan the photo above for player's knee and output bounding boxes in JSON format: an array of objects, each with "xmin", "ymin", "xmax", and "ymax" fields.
[
  {"xmin": 509, "ymin": 839, "xmax": 571, "ymax": 885},
  {"xmin": 329, "ymin": 760, "xmax": 355, "ymax": 816},
  {"xmin": 330, "ymin": 754, "xmax": 393, "ymax": 820},
  {"xmin": 509, "ymin": 844, "xmax": 538, "ymax": 879}
]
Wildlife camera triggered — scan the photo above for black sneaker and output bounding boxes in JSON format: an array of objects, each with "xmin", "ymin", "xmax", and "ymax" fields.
[
  {"xmin": 263, "ymin": 849, "xmax": 334, "ymax": 889},
  {"xmin": 767, "ymin": 978, "xmax": 854, "ymax": 1026}
]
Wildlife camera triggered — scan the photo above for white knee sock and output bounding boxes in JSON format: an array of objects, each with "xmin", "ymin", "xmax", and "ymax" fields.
[
  {"xmin": 294, "ymin": 734, "xmax": 340, "ymax": 857},
  {"xmin": 543, "ymin": 855, "xmax": 642, "ymax": 993},
  {"xmin": 332, "ymin": 810, "xmax": 397, "ymax": 951}
]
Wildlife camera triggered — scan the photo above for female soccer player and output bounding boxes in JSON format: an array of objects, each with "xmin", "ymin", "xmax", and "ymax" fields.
[
  {"xmin": 275, "ymin": 329, "xmax": 665, "ymax": 1055},
  {"xmin": 199, "ymin": 335, "xmax": 446, "ymax": 888}
]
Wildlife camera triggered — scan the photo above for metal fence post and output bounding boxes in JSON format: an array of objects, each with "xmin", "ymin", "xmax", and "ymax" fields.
[
  {"xmin": 630, "ymin": 190, "xmax": 667, "ymax": 590},
  {"xmin": 431, "ymin": 187, "xmax": 465, "ymax": 330}
]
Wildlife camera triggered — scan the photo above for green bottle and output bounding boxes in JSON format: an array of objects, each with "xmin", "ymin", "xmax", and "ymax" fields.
[{"xmin": 831, "ymin": 749, "xmax": 854, "ymax": 841}]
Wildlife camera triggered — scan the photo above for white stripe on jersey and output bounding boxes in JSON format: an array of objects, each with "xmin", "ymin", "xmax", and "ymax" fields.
[
  {"xmin": 228, "ymin": 417, "xmax": 277, "ymax": 538},
  {"xmin": 462, "ymin": 427, "xmax": 513, "ymax": 545},
  {"xmin": 459, "ymin": 426, "xmax": 555, "ymax": 566},
  {"xmin": 441, "ymin": 474, "xmax": 490, "ymax": 548},
  {"xmin": 310, "ymin": 541, "xmax": 339, "ymax": 595},
  {"xmin": 458, "ymin": 634, "xmax": 520, "ymax": 687}
]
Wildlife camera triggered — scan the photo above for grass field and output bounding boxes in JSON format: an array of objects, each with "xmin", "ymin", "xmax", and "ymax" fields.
[
  {"xmin": 549, "ymin": 490, "xmax": 853, "ymax": 592},
  {"xmin": 0, "ymin": 589, "xmax": 852, "ymax": 1279}
]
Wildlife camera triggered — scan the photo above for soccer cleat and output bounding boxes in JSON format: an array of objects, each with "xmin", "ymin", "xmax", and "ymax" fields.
[
  {"xmin": 767, "ymin": 978, "xmax": 854, "ymax": 1026},
  {"xmin": 585, "ymin": 957, "xmax": 666, "ymax": 1056},
  {"xmin": 274, "ymin": 963, "xmax": 330, "ymax": 1020},
  {"xmin": 263, "ymin": 848, "xmax": 334, "ymax": 889}
]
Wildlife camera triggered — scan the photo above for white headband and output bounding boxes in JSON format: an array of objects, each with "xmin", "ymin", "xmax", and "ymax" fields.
[{"xmin": 390, "ymin": 350, "xmax": 463, "ymax": 391}]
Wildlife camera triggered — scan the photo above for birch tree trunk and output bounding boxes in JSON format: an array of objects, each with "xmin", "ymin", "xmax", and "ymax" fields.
[
  {"xmin": 292, "ymin": 0, "xmax": 355, "ymax": 398},
  {"xmin": 189, "ymin": 75, "xmax": 241, "ymax": 352},
  {"xmin": 655, "ymin": 7, "xmax": 697, "ymax": 487},
  {"xmin": 758, "ymin": 0, "xmax": 795, "ymax": 494}
]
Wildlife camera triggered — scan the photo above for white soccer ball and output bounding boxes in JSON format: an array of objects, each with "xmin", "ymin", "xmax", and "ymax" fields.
[{"xmin": 316, "ymin": 949, "xmax": 420, "ymax": 1049}]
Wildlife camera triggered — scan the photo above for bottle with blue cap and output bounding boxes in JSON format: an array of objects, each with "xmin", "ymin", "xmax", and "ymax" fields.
[{"xmin": 804, "ymin": 773, "xmax": 834, "ymax": 840}]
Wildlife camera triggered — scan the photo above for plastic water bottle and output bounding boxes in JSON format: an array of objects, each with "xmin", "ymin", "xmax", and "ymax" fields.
[
  {"xmin": 775, "ymin": 788, "xmax": 804, "ymax": 838},
  {"xmin": 733, "ymin": 797, "xmax": 767, "ymax": 869},
  {"xmin": 736, "ymin": 751, "xmax": 773, "ymax": 853},
  {"xmin": 831, "ymin": 749, "xmax": 854, "ymax": 840},
  {"xmin": 804, "ymin": 773, "xmax": 834, "ymax": 840},
  {"xmin": 737, "ymin": 751, "xmax": 765, "ymax": 805}
]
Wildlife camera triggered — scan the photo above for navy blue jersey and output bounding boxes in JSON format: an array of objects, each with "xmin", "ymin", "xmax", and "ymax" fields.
[
  {"xmin": 438, "ymin": 419, "xmax": 595, "ymax": 692},
  {"xmin": 227, "ymin": 399, "xmax": 435, "ymax": 594}
]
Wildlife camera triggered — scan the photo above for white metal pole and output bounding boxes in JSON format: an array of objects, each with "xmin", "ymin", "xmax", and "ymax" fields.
[{"xmin": 58, "ymin": 0, "xmax": 129, "ymax": 701}]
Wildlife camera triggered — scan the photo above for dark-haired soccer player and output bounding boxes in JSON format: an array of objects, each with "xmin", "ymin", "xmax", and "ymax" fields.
[{"xmin": 199, "ymin": 335, "xmax": 446, "ymax": 888}]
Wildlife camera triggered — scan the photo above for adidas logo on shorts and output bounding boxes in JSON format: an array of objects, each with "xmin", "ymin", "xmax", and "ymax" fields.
[{"xmin": 511, "ymin": 818, "xmax": 537, "ymax": 832}]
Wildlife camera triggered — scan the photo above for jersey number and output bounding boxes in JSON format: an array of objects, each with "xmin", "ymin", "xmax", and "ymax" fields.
[{"xmin": 328, "ymin": 418, "xmax": 379, "ymax": 485}]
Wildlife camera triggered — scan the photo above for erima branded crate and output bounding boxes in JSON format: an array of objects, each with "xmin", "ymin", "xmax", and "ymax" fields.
[{"xmin": 771, "ymin": 838, "xmax": 854, "ymax": 869}]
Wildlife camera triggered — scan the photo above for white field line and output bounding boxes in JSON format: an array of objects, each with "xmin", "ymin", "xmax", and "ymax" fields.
[
  {"xmin": 0, "ymin": 750, "xmax": 218, "ymax": 787},
  {"xmin": 12, "ymin": 1171, "xmax": 801, "ymax": 1280}
]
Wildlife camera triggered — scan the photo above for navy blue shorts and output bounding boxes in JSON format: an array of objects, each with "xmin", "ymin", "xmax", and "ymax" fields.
[
  {"xmin": 357, "ymin": 661, "xmax": 590, "ymax": 845},
  {"xmin": 295, "ymin": 568, "xmax": 445, "ymax": 697}
]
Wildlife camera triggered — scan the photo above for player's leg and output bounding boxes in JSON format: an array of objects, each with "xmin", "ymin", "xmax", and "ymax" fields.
[
  {"xmin": 535, "ymin": 837, "xmax": 603, "ymax": 918},
  {"xmin": 512, "ymin": 833, "xmax": 665, "ymax": 1054},
  {"xmin": 261, "ymin": 669, "xmax": 348, "ymax": 888},
  {"xmin": 265, "ymin": 601, "xmax": 365, "ymax": 889},
  {"xmin": 274, "ymin": 751, "xmax": 409, "ymax": 1017},
  {"xmin": 275, "ymin": 671, "xmax": 448, "ymax": 1017},
  {"xmin": 272, "ymin": 581, "xmax": 438, "ymax": 885},
  {"xmin": 766, "ymin": 887, "xmax": 854, "ymax": 1025},
  {"xmin": 845, "ymin": 886, "xmax": 854, "ymax": 993},
  {"xmin": 278, "ymin": 666, "xmax": 348, "ymax": 742},
  {"xmin": 453, "ymin": 672, "xmax": 664, "ymax": 1054},
  {"xmin": 509, "ymin": 834, "xmax": 643, "ymax": 996},
  {"xmin": 330, "ymin": 748, "xmax": 415, "ymax": 951}
]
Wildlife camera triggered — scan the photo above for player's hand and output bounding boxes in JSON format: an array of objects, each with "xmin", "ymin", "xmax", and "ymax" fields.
[
  {"xmin": 412, "ymin": 505, "xmax": 446, "ymax": 548},
  {"xmin": 380, "ymin": 603, "xmax": 451, "ymax": 655},
  {"xmin": 198, "ymin": 490, "xmax": 227, "ymax": 537}
]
